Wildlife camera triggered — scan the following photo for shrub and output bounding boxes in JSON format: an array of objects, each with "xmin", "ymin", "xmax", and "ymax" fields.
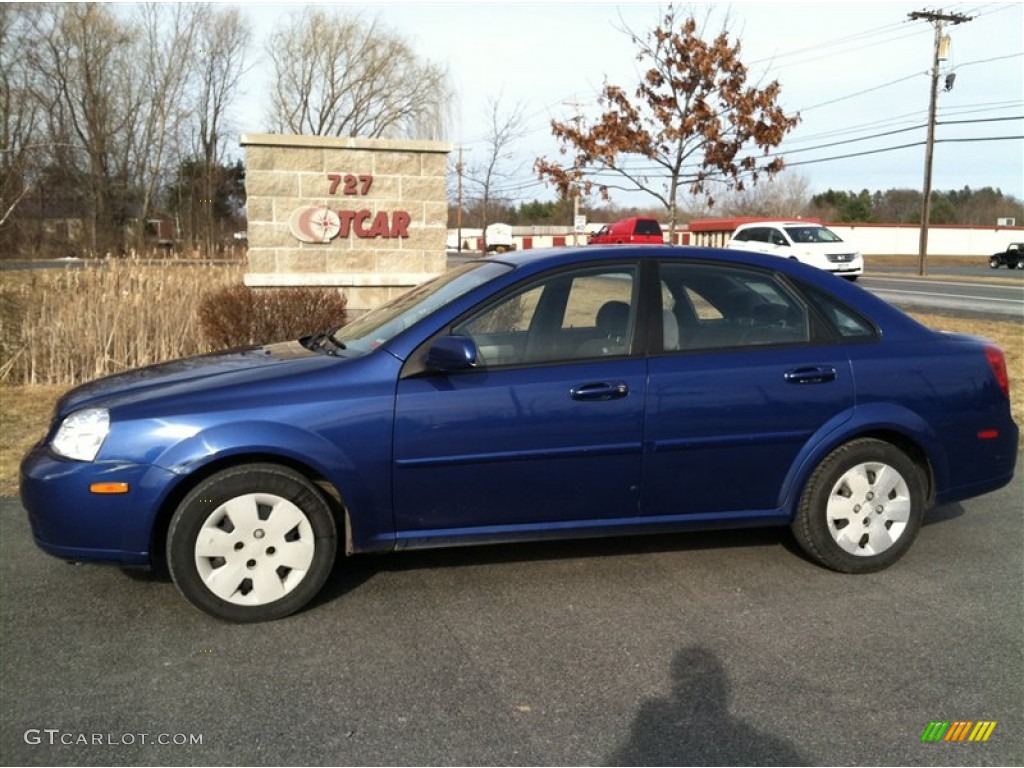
[{"xmin": 198, "ymin": 285, "xmax": 348, "ymax": 349}]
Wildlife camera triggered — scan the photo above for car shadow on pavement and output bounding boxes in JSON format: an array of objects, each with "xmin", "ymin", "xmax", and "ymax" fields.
[
  {"xmin": 606, "ymin": 645, "xmax": 809, "ymax": 766},
  {"xmin": 377, "ymin": 526, "xmax": 795, "ymax": 573},
  {"xmin": 309, "ymin": 527, "xmax": 803, "ymax": 612}
]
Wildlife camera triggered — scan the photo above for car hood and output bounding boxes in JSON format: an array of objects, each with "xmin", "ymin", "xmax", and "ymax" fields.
[{"xmin": 56, "ymin": 340, "xmax": 320, "ymax": 416}]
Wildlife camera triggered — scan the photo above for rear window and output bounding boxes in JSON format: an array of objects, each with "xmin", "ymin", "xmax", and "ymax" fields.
[{"xmin": 634, "ymin": 219, "xmax": 662, "ymax": 236}]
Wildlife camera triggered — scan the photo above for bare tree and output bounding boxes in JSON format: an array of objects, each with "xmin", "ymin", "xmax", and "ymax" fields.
[
  {"xmin": 712, "ymin": 171, "xmax": 811, "ymax": 217},
  {"xmin": 0, "ymin": 6, "xmax": 42, "ymax": 235},
  {"xmin": 29, "ymin": 3, "xmax": 141, "ymax": 252},
  {"xmin": 131, "ymin": 4, "xmax": 207, "ymax": 247},
  {"xmin": 266, "ymin": 8, "xmax": 450, "ymax": 139},
  {"xmin": 536, "ymin": 4, "xmax": 800, "ymax": 238},
  {"xmin": 464, "ymin": 97, "xmax": 527, "ymax": 251},
  {"xmin": 193, "ymin": 6, "xmax": 252, "ymax": 255}
]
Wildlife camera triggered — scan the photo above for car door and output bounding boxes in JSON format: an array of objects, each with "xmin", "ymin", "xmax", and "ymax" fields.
[
  {"xmin": 392, "ymin": 263, "xmax": 647, "ymax": 543},
  {"xmin": 642, "ymin": 261, "xmax": 854, "ymax": 518}
]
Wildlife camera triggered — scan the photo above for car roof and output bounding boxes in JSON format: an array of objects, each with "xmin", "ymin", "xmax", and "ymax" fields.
[
  {"xmin": 475, "ymin": 244, "xmax": 819, "ymax": 283},
  {"xmin": 735, "ymin": 221, "xmax": 824, "ymax": 228}
]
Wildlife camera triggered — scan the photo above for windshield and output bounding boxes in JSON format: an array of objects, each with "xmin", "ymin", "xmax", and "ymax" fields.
[
  {"xmin": 325, "ymin": 261, "xmax": 512, "ymax": 355},
  {"xmin": 784, "ymin": 225, "xmax": 844, "ymax": 244}
]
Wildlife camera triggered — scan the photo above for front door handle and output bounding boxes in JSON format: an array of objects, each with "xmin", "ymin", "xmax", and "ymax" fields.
[
  {"xmin": 784, "ymin": 366, "xmax": 837, "ymax": 385},
  {"xmin": 570, "ymin": 382, "xmax": 629, "ymax": 401}
]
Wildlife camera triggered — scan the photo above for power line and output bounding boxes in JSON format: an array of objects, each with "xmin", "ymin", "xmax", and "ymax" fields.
[
  {"xmin": 937, "ymin": 115, "xmax": 1023, "ymax": 126},
  {"xmin": 567, "ymin": 112, "xmax": 1020, "ymax": 175},
  {"xmin": 798, "ymin": 72, "xmax": 925, "ymax": 113},
  {"xmin": 783, "ymin": 134, "xmax": 1020, "ymax": 169}
]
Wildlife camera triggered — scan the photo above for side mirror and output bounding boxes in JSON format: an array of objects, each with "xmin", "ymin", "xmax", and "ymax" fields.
[{"xmin": 426, "ymin": 336, "xmax": 479, "ymax": 372}]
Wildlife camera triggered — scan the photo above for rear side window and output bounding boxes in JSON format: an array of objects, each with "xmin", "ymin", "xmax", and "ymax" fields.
[{"xmin": 802, "ymin": 285, "xmax": 877, "ymax": 340}]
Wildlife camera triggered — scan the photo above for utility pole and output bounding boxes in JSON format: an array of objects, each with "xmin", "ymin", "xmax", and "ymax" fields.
[
  {"xmin": 456, "ymin": 145, "xmax": 467, "ymax": 254},
  {"xmin": 908, "ymin": 9, "xmax": 972, "ymax": 276},
  {"xmin": 565, "ymin": 98, "xmax": 587, "ymax": 246}
]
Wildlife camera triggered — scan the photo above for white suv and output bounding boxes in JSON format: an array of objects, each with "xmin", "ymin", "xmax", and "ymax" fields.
[{"xmin": 726, "ymin": 221, "xmax": 863, "ymax": 280}]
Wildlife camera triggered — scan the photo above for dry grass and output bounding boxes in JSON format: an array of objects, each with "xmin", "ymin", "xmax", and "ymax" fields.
[
  {"xmin": 0, "ymin": 385, "xmax": 65, "ymax": 495},
  {"xmin": 0, "ymin": 259, "xmax": 243, "ymax": 385},
  {"xmin": 867, "ymin": 254, "xmax": 982, "ymax": 268}
]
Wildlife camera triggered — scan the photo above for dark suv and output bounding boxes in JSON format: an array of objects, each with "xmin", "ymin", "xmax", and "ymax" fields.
[{"xmin": 989, "ymin": 242, "xmax": 1024, "ymax": 269}]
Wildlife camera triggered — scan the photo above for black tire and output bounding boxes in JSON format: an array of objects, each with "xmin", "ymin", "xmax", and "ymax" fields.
[
  {"xmin": 843, "ymin": 275, "xmax": 859, "ymax": 282},
  {"xmin": 989, "ymin": 257, "xmax": 1000, "ymax": 269},
  {"xmin": 167, "ymin": 464, "xmax": 337, "ymax": 622},
  {"xmin": 791, "ymin": 439, "xmax": 926, "ymax": 573}
]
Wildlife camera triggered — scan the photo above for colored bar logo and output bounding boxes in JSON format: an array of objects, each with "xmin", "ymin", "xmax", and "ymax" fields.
[{"xmin": 921, "ymin": 721, "xmax": 997, "ymax": 742}]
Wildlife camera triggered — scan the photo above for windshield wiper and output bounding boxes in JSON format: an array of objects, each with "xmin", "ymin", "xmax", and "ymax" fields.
[{"xmin": 305, "ymin": 327, "xmax": 347, "ymax": 355}]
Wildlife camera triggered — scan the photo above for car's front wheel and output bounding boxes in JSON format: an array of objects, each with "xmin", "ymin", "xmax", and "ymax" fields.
[
  {"xmin": 167, "ymin": 464, "xmax": 337, "ymax": 622},
  {"xmin": 792, "ymin": 439, "xmax": 926, "ymax": 573},
  {"xmin": 989, "ymin": 256, "xmax": 1001, "ymax": 269}
]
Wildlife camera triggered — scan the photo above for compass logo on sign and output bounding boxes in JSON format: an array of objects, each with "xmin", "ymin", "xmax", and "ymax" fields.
[{"xmin": 289, "ymin": 206, "xmax": 342, "ymax": 244}]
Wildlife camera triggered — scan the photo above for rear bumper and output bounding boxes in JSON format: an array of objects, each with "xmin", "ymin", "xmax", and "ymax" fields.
[{"xmin": 935, "ymin": 419, "xmax": 1018, "ymax": 506}]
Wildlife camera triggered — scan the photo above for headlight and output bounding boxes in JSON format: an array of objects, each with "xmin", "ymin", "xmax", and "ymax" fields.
[{"xmin": 52, "ymin": 408, "xmax": 110, "ymax": 461}]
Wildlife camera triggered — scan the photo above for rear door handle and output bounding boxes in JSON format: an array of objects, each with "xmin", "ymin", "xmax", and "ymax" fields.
[
  {"xmin": 570, "ymin": 382, "xmax": 629, "ymax": 401},
  {"xmin": 784, "ymin": 366, "xmax": 836, "ymax": 385}
]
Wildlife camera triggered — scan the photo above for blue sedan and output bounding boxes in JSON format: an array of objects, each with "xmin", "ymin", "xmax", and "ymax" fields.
[{"xmin": 21, "ymin": 247, "xmax": 1018, "ymax": 622}]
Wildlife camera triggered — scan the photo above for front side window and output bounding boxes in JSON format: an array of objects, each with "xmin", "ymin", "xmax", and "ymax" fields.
[
  {"xmin": 453, "ymin": 265, "xmax": 638, "ymax": 367},
  {"xmin": 660, "ymin": 263, "xmax": 809, "ymax": 351}
]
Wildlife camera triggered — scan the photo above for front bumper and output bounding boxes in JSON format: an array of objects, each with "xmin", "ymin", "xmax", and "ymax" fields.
[
  {"xmin": 19, "ymin": 441, "xmax": 177, "ymax": 566},
  {"xmin": 824, "ymin": 258, "xmax": 864, "ymax": 276}
]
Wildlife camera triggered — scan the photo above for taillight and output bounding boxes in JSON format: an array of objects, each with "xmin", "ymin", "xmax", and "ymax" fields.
[{"xmin": 984, "ymin": 345, "xmax": 1010, "ymax": 400}]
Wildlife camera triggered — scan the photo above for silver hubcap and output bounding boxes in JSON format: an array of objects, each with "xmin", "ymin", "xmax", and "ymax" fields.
[
  {"xmin": 826, "ymin": 462, "xmax": 911, "ymax": 556},
  {"xmin": 194, "ymin": 493, "xmax": 315, "ymax": 605}
]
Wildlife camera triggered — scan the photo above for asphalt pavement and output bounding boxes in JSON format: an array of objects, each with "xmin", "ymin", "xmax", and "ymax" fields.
[{"xmin": 2, "ymin": 458, "xmax": 1022, "ymax": 767}]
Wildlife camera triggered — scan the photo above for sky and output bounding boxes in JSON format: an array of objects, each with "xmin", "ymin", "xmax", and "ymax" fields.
[{"xmin": 230, "ymin": 0, "xmax": 1024, "ymax": 209}]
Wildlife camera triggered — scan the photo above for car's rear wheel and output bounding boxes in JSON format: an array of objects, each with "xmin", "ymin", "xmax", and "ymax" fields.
[
  {"xmin": 792, "ymin": 439, "xmax": 925, "ymax": 573},
  {"xmin": 167, "ymin": 464, "xmax": 337, "ymax": 622}
]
